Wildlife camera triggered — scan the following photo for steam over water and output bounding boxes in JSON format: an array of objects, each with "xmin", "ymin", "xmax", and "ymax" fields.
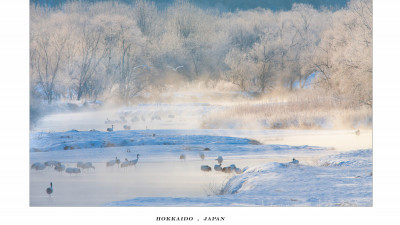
[
  {"xmin": 30, "ymin": 107, "xmax": 371, "ymax": 206},
  {"xmin": 32, "ymin": 103, "xmax": 222, "ymax": 133}
]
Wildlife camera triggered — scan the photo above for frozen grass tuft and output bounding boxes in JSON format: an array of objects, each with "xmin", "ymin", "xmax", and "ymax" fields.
[
  {"xmin": 202, "ymin": 90, "xmax": 372, "ymax": 130},
  {"xmin": 204, "ymin": 180, "xmax": 233, "ymax": 196}
]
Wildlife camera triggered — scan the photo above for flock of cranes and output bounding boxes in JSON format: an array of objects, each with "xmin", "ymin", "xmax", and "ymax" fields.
[
  {"xmin": 39, "ymin": 154, "xmax": 300, "ymax": 197},
  {"xmin": 198, "ymin": 155, "xmax": 300, "ymax": 174},
  {"xmin": 34, "ymin": 122, "xmax": 308, "ymax": 198},
  {"xmin": 32, "ymin": 152, "xmax": 250, "ymax": 175},
  {"xmin": 179, "ymin": 153, "xmax": 246, "ymax": 174},
  {"xmin": 32, "ymin": 154, "xmax": 140, "ymax": 174},
  {"xmin": 200, "ymin": 155, "xmax": 244, "ymax": 174},
  {"xmin": 33, "ymin": 125, "xmax": 307, "ymax": 198},
  {"xmin": 32, "ymin": 153, "xmax": 141, "ymax": 197},
  {"xmin": 37, "ymin": 152, "xmax": 252, "ymax": 197},
  {"xmin": 31, "ymin": 160, "xmax": 84, "ymax": 175},
  {"xmin": 34, "ymin": 108, "xmax": 313, "ymax": 199}
]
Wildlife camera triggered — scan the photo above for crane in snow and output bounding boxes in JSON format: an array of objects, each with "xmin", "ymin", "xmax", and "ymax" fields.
[
  {"xmin": 216, "ymin": 156, "xmax": 223, "ymax": 164},
  {"xmin": 107, "ymin": 125, "xmax": 114, "ymax": 132},
  {"xmin": 201, "ymin": 165, "xmax": 212, "ymax": 172},
  {"xmin": 129, "ymin": 154, "xmax": 140, "ymax": 167},
  {"xmin": 46, "ymin": 182, "xmax": 53, "ymax": 197},
  {"xmin": 199, "ymin": 152, "xmax": 205, "ymax": 160},
  {"xmin": 214, "ymin": 163, "xmax": 222, "ymax": 172}
]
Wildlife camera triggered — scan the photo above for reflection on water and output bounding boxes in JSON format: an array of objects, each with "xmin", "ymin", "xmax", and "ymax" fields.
[{"xmin": 30, "ymin": 157, "xmax": 300, "ymax": 206}]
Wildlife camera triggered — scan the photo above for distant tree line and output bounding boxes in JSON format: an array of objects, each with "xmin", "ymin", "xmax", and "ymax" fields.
[
  {"xmin": 30, "ymin": 0, "xmax": 371, "ymax": 107},
  {"xmin": 30, "ymin": 0, "xmax": 349, "ymax": 11}
]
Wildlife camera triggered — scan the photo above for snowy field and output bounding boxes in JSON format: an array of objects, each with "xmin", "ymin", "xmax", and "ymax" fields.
[{"xmin": 30, "ymin": 103, "xmax": 372, "ymax": 207}]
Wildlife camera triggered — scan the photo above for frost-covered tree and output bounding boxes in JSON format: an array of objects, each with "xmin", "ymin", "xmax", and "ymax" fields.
[
  {"xmin": 112, "ymin": 20, "xmax": 150, "ymax": 100},
  {"xmin": 167, "ymin": 0, "xmax": 214, "ymax": 78},
  {"xmin": 71, "ymin": 20, "xmax": 107, "ymax": 100},
  {"xmin": 29, "ymin": 0, "xmax": 372, "ymax": 108},
  {"xmin": 250, "ymin": 44, "xmax": 278, "ymax": 93},
  {"xmin": 224, "ymin": 49, "xmax": 254, "ymax": 91},
  {"xmin": 313, "ymin": 0, "xmax": 372, "ymax": 107},
  {"xmin": 31, "ymin": 14, "xmax": 69, "ymax": 103},
  {"xmin": 280, "ymin": 4, "xmax": 322, "ymax": 90},
  {"xmin": 134, "ymin": 0, "xmax": 158, "ymax": 37}
]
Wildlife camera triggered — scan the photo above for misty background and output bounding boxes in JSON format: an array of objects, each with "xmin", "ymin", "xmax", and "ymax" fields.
[
  {"xmin": 31, "ymin": 0, "xmax": 349, "ymax": 11},
  {"xmin": 30, "ymin": 0, "xmax": 372, "ymax": 129}
]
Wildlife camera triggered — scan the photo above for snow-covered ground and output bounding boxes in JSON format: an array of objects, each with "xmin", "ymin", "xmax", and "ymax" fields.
[
  {"xmin": 106, "ymin": 149, "xmax": 372, "ymax": 207},
  {"xmin": 30, "ymin": 103, "xmax": 372, "ymax": 207}
]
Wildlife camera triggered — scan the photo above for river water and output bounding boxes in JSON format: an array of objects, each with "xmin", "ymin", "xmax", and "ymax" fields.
[{"xmin": 30, "ymin": 109, "xmax": 372, "ymax": 206}]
